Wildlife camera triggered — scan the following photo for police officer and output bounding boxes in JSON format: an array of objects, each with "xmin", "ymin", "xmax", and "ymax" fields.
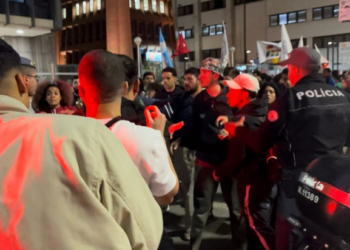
[
  {"xmin": 224, "ymin": 47, "xmax": 350, "ymax": 249},
  {"xmin": 20, "ymin": 57, "xmax": 39, "ymax": 112}
]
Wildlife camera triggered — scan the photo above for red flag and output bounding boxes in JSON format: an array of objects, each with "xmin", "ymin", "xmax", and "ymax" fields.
[{"xmin": 172, "ymin": 33, "xmax": 189, "ymax": 58}]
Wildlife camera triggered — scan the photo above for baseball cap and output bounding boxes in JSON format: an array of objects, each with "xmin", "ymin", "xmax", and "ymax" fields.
[
  {"xmin": 225, "ymin": 73, "xmax": 260, "ymax": 93},
  {"xmin": 280, "ymin": 47, "xmax": 320, "ymax": 71},
  {"xmin": 20, "ymin": 57, "xmax": 36, "ymax": 69},
  {"xmin": 200, "ymin": 57, "xmax": 224, "ymax": 76}
]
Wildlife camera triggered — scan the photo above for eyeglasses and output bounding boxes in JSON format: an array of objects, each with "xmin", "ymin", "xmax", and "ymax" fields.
[{"xmin": 25, "ymin": 75, "xmax": 40, "ymax": 82}]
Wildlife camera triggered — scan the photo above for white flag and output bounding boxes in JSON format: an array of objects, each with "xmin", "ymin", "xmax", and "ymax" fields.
[
  {"xmin": 280, "ymin": 24, "xmax": 293, "ymax": 61},
  {"xmin": 314, "ymin": 44, "xmax": 329, "ymax": 65},
  {"xmin": 298, "ymin": 36, "xmax": 304, "ymax": 48},
  {"xmin": 220, "ymin": 21, "xmax": 229, "ymax": 68},
  {"xmin": 256, "ymin": 41, "xmax": 281, "ymax": 64}
]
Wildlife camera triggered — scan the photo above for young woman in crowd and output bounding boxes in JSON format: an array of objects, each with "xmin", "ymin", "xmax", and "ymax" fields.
[
  {"xmin": 32, "ymin": 80, "xmax": 76, "ymax": 114},
  {"xmin": 259, "ymin": 83, "xmax": 280, "ymax": 106}
]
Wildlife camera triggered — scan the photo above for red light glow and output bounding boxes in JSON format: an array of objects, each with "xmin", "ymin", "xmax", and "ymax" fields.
[{"xmin": 326, "ymin": 201, "xmax": 337, "ymax": 216}]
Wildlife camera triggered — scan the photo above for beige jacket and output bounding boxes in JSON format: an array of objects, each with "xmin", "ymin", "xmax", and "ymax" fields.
[{"xmin": 0, "ymin": 95, "xmax": 162, "ymax": 250}]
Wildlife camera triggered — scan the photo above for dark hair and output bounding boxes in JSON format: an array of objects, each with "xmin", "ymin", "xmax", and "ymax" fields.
[
  {"xmin": 184, "ymin": 67, "xmax": 200, "ymax": 78},
  {"xmin": 162, "ymin": 67, "xmax": 177, "ymax": 77},
  {"xmin": 143, "ymin": 71, "xmax": 155, "ymax": 80},
  {"xmin": 247, "ymin": 90, "xmax": 257, "ymax": 99},
  {"xmin": 253, "ymin": 70, "xmax": 262, "ymax": 77},
  {"xmin": 332, "ymin": 70, "xmax": 340, "ymax": 82},
  {"xmin": 20, "ymin": 65, "xmax": 36, "ymax": 76},
  {"xmin": 273, "ymin": 73, "xmax": 283, "ymax": 84},
  {"xmin": 116, "ymin": 54, "xmax": 138, "ymax": 91},
  {"xmin": 0, "ymin": 39, "xmax": 21, "ymax": 83},
  {"xmin": 73, "ymin": 76, "xmax": 79, "ymax": 80},
  {"xmin": 223, "ymin": 67, "xmax": 240, "ymax": 79},
  {"xmin": 79, "ymin": 50, "xmax": 126, "ymax": 103},
  {"xmin": 32, "ymin": 80, "xmax": 73, "ymax": 112},
  {"xmin": 258, "ymin": 83, "xmax": 280, "ymax": 99},
  {"xmin": 147, "ymin": 82, "xmax": 163, "ymax": 93},
  {"xmin": 323, "ymin": 68, "xmax": 331, "ymax": 73},
  {"xmin": 282, "ymin": 68, "xmax": 289, "ymax": 75}
]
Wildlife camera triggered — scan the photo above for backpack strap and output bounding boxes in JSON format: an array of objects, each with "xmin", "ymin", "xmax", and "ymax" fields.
[{"xmin": 105, "ymin": 116, "xmax": 122, "ymax": 128}]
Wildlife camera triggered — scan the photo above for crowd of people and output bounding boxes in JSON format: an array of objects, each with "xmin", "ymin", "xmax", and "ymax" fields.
[{"xmin": 1, "ymin": 36, "xmax": 350, "ymax": 250}]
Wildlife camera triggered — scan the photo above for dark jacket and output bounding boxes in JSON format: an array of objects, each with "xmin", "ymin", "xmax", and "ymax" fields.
[
  {"xmin": 192, "ymin": 85, "xmax": 233, "ymax": 166},
  {"xmin": 154, "ymin": 85, "xmax": 184, "ymax": 102},
  {"xmin": 216, "ymin": 98, "xmax": 268, "ymax": 182},
  {"xmin": 121, "ymin": 97, "xmax": 146, "ymax": 126},
  {"xmin": 236, "ymin": 73, "xmax": 350, "ymax": 181}
]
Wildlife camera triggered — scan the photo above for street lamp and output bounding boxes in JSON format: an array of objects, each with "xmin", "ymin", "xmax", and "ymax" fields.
[
  {"xmin": 134, "ymin": 36, "xmax": 142, "ymax": 78},
  {"xmin": 230, "ymin": 46, "xmax": 236, "ymax": 67}
]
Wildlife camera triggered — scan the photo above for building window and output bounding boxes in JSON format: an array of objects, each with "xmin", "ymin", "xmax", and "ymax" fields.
[
  {"xmin": 144, "ymin": 0, "xmax": 149, "ymax": 11},
  {"xmin": 62, "ymin": 7, "xmax": 66, "ymax": 19},
  {"xmin": 202, "ymin": 0, "xmax": 225, "ymax": 12},
  {"xmin": 288, "ymin": 12, "xmax": 296, "ymax": 24},
  {"xmin": 160, "ymin": 1, "xmax": 165, "ymax": 13},
  {"xmin": 314, "ymin": 33, "xmax": 350, "ymax": 48},
  {"xmin": 83, "ymin": 1, "xmax": 87, "ymax": 14},
  {"xmin": 270, "ymin": 10, "xmax": 307, "ymax": 26},
  {"xmin": 76, "ymin": 3, "xmax": 80, "ymax": 16},
  {"xmin": 178, "ymin": 5, "xmax": 193, "ymax": 16},
  {"xmin": 202, "ymin": 24, "xmax": 225, "ymax": 36},
  {"xmin": 97, "ymin": 0, "xmax": 101, "ymax": 10},
  {"xmin": 135, "ymin": 0, "xmax": 140, "ymax": 9},
  {"xmin": 180, "ymin": 52, "xmax": 195, "ymax": 62},
  {"xmin": 90, "ymin": 0, "xmax": 94, "ymax": 11},
  {"xmin": 313, "ymin": 5, "xmax": 339, "ymax": 20},
  {"xmin": 202, "ymin": 49, "xmax": 221, "ymax": 59},
  {"xmin": 298, "ymin": 10, "xmax": 306, "ymax": 22},
  {"xmin": 129, "ymin": 0, "xmax": 132, "ymax": 8},
  {"xmin": 180, "ymin": 29, "xmax": 194, "ymax": 39},
  {"xmin": 152, "ymin": 0, "xmax": 157, "ymax": 12},
  {"xmin": 235, "ymin": 0, "xmax": 261, "ymax": 5}
]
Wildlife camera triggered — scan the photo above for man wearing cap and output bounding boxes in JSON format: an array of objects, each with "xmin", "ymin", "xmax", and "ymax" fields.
[
  {"xmin": 216, "ymin": 74, "xmax": 276, "ymax": 250},
  {"xmin": 20, "ymin": 57, "xmax": 39, "ymax": 112},
  {"xmin": 223, "ymin": 47, "xmax": 350, "ymax": 249},
  {"xmin": 189, "ymin": 58, "xmax": 235, "ymax": 250}
]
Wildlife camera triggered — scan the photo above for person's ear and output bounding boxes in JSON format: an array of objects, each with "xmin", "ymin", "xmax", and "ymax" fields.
[
  {"xmin": 15, "ymin": 73, "xmax": 27, "ymax": 95},
  {"xmin": 242, "ymin": 90, "xmax": 249, "ymax": 100},
  {"xmin": 133, "ymin": 79, "xmax": 140, "ymax": 95},
  {"xmin": 123, "ymin": 81, "xmax": 129, "ymax": 96}
]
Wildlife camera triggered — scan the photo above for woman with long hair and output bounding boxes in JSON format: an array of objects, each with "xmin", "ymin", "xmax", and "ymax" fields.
[
  {"xmin": 258, "ymin": 83, "xmax": 280, "ymax": 106},
  {"xmin": 32, "ymin": 80, "xmax": 76, "ymax": 114}
]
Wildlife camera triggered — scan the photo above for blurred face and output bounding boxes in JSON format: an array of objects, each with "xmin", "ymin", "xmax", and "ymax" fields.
[
  {"xmin": 24, "ymin": 69, "xmax": 39, "ymax": 97},
  {"xmin": 184, "ymin": 73, "xmax": 200, "ymax": 94},
  {"xmin": 72, "ymin": 78, "xmax": 79, "ymax": 90},
  {"xmin": 226, "ymin": 88, "xmax": 246, "ymax": 108},
  {"xmin": 343, "ymin": 73, "xmax": 350, "ymax": 89},
  {"xmin": 46, "ymin": 86, "xmax": 62, "ymax": 108},
  {"xmin": 323, "ymin": 70, "xmax": 331, "ymax": 78},
  {"xmin": 198, "ymin": 69, "xmax": 218, "ymax": 88},
  {"xmin": 288, "ymin": 65, "xmax": 300, "ymax": 87},
  {"xmin": 262, "ymin": 86, "xmax": 276, "ymax": 104},
  {"xmin": 162, "ymin": 72, "xmax": 176, "ymax": 91},
  {"xmin": 146, "ymin": 90, "xmax": 156, "ymax": 98},
  {"xmin": 144, "ymin": 75, "xmax": 155, "ymax": 85}
]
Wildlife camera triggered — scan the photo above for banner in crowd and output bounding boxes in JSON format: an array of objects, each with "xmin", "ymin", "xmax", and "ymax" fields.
[
  {"xmin": 257, "ymin": 41, "xmax": 281, "ymax": 64},
  {"xmin": 339, "ymin": 42, "xmax": 350, "ymax": 65},
  {"xmin": 280, "ymin": 24, "xmax": 293, "ymax": 61},
  {"xmin": 339, "ymin": 0, "xmax": 350, "ymax": 22}
]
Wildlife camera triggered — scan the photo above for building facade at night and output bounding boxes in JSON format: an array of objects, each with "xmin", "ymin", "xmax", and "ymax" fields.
[
  {"xmin": 0, "ymin": 0, "xmax": 62, "ymax": 73},
  {"xmin": 175, "ymin": 0, "xmax": 349, "ymax": 71},
  {"xmin": 57, "ymin": 0, "xmax": 175, "ymax": 67}
]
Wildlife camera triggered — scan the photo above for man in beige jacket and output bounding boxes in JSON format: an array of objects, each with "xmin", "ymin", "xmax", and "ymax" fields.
[{"xmin": 0, "ymin": 40, "xmax": 162, "ymax": 249}]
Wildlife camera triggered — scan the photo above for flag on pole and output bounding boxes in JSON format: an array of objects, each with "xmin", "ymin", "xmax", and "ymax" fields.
[
  {"xmin": 298, "ymin": 36, "xmax": 304, "ymax": 48},
  {"xmin": 172, "ymin": 33, "xmax": 189, "ymax": 58},
  {"xmin": 256, "ymin": 41, "xmax": 281, "ymax": 64},
  {"xmin": 314, "ymin": 44, "xmax": 330, "ymax": 69},
  {"xmin": 220, "ymin": 21, "xmax": 229, "ymax": 68},
  {"xmin": 159, "ymin": 28, "xmax": 173, "ymax": 68},
  {"xmin": 280, "ymin": 24, "xmax": 293, "ymax": 61}
]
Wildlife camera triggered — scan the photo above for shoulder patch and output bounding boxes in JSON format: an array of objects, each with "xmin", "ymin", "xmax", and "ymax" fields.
[{"xmin": 267, "ymin": 110, "xmax": 279, "ymax": 122}]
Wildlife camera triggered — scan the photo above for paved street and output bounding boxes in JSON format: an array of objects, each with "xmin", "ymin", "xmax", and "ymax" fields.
[{"xmin": 164, "ymin": 188, "xmax": 234, "ymax": 250}]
